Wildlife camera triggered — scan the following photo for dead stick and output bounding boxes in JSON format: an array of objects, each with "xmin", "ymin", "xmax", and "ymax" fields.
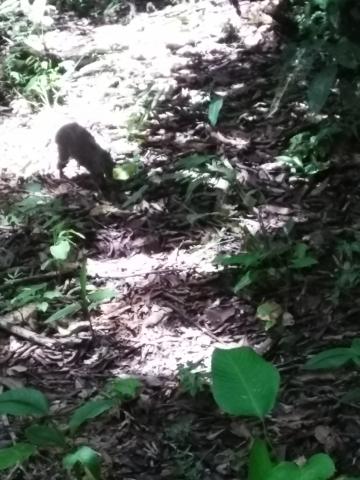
[
  {"xmin": 0, "ymin": 304, "xmax": 55, "ymax": 348},
  {"xmin": 0, "ymin": 264, "xmax": 79, "ymax": 291}
]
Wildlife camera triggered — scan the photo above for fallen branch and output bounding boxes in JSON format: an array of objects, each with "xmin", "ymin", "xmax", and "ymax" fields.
[
  {"xmin": 0, "ymin": 263, "xmax": 80, "ymax": 291},
  {"xmin": 0, "ymin": 304, "xmax": 56, "ymax": 348}
]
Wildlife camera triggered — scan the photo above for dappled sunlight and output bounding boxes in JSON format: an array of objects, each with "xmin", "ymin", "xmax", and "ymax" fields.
[
  {"xmin": 0, "ymin": 0, "xmax": 273, "ymax": 177},
  {"xmin": 87, "ymin": 239, "xmax": 220, "ymax": 281},
  {"xmin": 3, "ymin": 0, "xmax": 360, "ymax": 477}
]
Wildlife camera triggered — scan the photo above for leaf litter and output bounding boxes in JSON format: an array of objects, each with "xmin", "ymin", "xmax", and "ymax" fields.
[{"xmin": 1, "ymin": 0, "xmax": 360, "ymax": 478}]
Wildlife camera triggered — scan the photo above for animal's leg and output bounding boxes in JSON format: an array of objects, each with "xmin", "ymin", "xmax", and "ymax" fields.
[{"xmin": 57, "ymin": 143, "xmax": 70, "ymax": 177}]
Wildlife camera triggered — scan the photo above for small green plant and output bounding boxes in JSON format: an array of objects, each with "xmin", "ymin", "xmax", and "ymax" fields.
[
  {"xmin": 277, "ymin": 125, "xmax": 339, "ymax": 176},
  {"xmin": 44, "ymin": 262, "xmax": 117, "ymax": 324},
  {"xmin": 0, "ymin": 378, "xmax": 141, "ymax": 476},
  {"xmin": 304, "ymin": 338, "xmax": 360, "ymax": 408},
  {"xmin": 216, "ymin": 236, "xmax": 317, "ymax": 293},
  {"xmin": 4, "ymin": 187, "xmax": 84, "ymax": 269},
  {"xmin": 177, "ymin": 361, "xmax": 209, "ymax": 397},
  {"xmin": 248, "ymin": 438, "xmax": 335, "ymax": 480},
  {"xmin": 49, "ymin": 222, "xmax": 84, "ymax": 264},
  {"xmin": 173, "ymin": 450, "xmax": 203, "ymax": 480},
  {"xmin": 211, "ymin": 346, "xmax": 336, "ymax": 480},
  {"xmin": 8, "ymin": 283, "xmax": 61, "ymax": 312},
  {"xmin": 174, "ymin": 153, "xmax": 236, "ymax": 203},
  {"xmin": 3, "ymin": 45, "xmax": 63, "ymax": 105},
  {"xmin": 333, "ymin": 239, "xmax": 360, "ymax": 295}
]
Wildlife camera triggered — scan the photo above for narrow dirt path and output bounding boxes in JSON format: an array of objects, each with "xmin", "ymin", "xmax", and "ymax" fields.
[{"xmin": 1, "ymin": 1, "xmax": 360, "ymax": 478}]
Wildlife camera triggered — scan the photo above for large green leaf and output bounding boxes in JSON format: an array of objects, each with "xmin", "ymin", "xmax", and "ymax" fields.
[
  {"xmin": 308, "ymin": 65, "xmax": 337, "ymax": 113},
  {"xmin": 211, "ymin": 347, "xmax": 280, "ymax": 418},
  {"xmin": 0, "ymin": 443, "xmax": 36, "ymax": 470},
  {"xmin": 25, "ymin": 424, "xmax": 67, "ymax": 448},
  {"xmin": 68, "ymin": 399, "xmax": 114, "ymax": 433},
  {"xmin": 63, "ymin": 446, "xmax": 101, "ymax": 480},
  {"xmin": 0, "ymin": 388, "xmax": 49, "ymax": 416},
  {"xmin": 248, "ymin": 439, "xmax": 273, "ymax": 480}
]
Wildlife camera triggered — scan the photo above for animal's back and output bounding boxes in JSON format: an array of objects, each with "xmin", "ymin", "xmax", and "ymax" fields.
[{"xmin": 55, "ymin": 122, "xmax": 97, "ymax": 160}]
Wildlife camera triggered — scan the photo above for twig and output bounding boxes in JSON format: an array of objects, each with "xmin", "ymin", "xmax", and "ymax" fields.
[
  {"xmin": 0, "ymin": 264, "xmax": 79, "ymax": 291},
  {"xmin": 0, "ymin": 304, "xmax": 55, "ymax": 348}
]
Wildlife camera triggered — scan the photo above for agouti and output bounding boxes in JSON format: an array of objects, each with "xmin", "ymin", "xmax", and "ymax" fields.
[{"xmin": 55, "ymin": 122, "xmax": 114, "ymax": 184}]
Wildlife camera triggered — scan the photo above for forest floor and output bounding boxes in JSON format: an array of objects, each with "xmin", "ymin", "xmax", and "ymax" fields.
[{"xmin": 1, "ymin": 0, "xmax": 360, "ymax": 478}]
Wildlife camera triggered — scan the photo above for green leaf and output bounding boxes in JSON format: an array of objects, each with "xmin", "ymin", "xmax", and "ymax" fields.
[
  {"xmin": 25, "ymin": 425, "xmax": 67, "ymax": 448},
  {"xmin": 208, "ymin": 96, "xmax": 224, "ymax": 127},
  {"xmin": 256, "ymin": 301, "xmax": 282, "ymax": 330},
  {"xmin": 68, "ymin": 399, "xmax": 114, "ymax": 433},
  {"xmin": 45, "ymin": 302, "xmax": 81, "ymax": 324},
  {"xmin": 340, "ymin": 388, "xmax": 360, "ymax": 404},
  {"xmin": 123, "ymin": 185, "xmax": 148, "ymax": 208},
  {"xmin": 308, "ymin": 65, "xmax": 337, "ymax": 113},
  {"xmin": 37, "ymin": 301, "xmax": 49, "ymax": 312},
  {"xmin": 108, "ymin": 377, "xmax": 141, "ymax": 401},
  {"xmin": 291, "ymin": 243, "xmax": 318, "ymax": 269},
  {"xmin": 24, "ymin": 182, "xmax": 43, "ymax": 193},
  {"xmin": 50, "ymin": 240, "xmax": 71, "ymax": 260},
  {"xmin": 43, "ymin": 289, "xmax": 62, "ymax": 300},
  {"xmin": 268, "ymin": 462, "xmax": 301, "ymax": 480},
  {"xmin": 0, "ymin": 388, "xmax": 49, "ymax": 416},
  {"xmin": 304, "ymin": 347, "xmax": 355, "ymax": 370},
  {"xmin": 248, "ymin": 439, "xmax": 273, "ymax": 480},
  {"xmin": 176, "ymin": 154, "xmax": 213, "ymax": 170},
  {"xmin": 87, "ymin": 288, "xmax": 117, "ymax": 305},
  {"xmin": 291, "ymin": 256, "xmax": 318, "ymax": 269},
  {"xmin": 300, "ymin": 453, "xmax": 335, "ymax": 480},
  {"xmin": 0, "ymin": 443, "xmax": 36, "ymax": 470},
  {"xmin": 216, "ymin": 252, "xmax": 263, "ymax": 267},
  {"xmin": 113, "ymin": 162, "xmax": 138, "ymax": 180},
  {"xmin": 211, "ymin": 347, "xmax": 280, "ymax": 418},
  {"xmin": 233, "ymin": 271, "xmax": 255, "ymax": 292},
  {"xmin": 63, "ymin": 446, "xmax": 101, "ymax": 480}
]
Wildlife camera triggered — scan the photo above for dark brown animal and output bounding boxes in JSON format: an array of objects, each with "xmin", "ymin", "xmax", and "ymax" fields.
[{"xmin": 55, "ymin": 123, "xmax": 114, "ymax": 184}]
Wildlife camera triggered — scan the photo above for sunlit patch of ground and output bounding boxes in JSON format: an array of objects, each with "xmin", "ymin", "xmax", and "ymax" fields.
[{"xmin": 0, "ymin": 0, "xmax": 274, "ymax": 177}]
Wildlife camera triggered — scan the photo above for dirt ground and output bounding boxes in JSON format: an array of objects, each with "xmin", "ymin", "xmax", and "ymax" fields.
[{"xmin": 1, "ymin": 0, "xmax": 360, "ymax": 478}]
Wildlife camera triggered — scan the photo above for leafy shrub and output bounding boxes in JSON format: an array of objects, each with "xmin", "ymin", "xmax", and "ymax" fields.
[
  {"xmin": 0, "ymin": 378, "xmax": 141, "ymax": 476},
  {"xmin": 277, "ymin": 124, "xmax": 339, "ymax": 176},
  {"xmin": 279, "ymin": 0, "xmax": 360, "ymax": 130},
  {"xmin": 3, "ymin": 44, "xmax": 64, "ymax": 105},
  {"xmin": 216, "ymin": 236, "xmax": 317, "ymax": 293}
]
